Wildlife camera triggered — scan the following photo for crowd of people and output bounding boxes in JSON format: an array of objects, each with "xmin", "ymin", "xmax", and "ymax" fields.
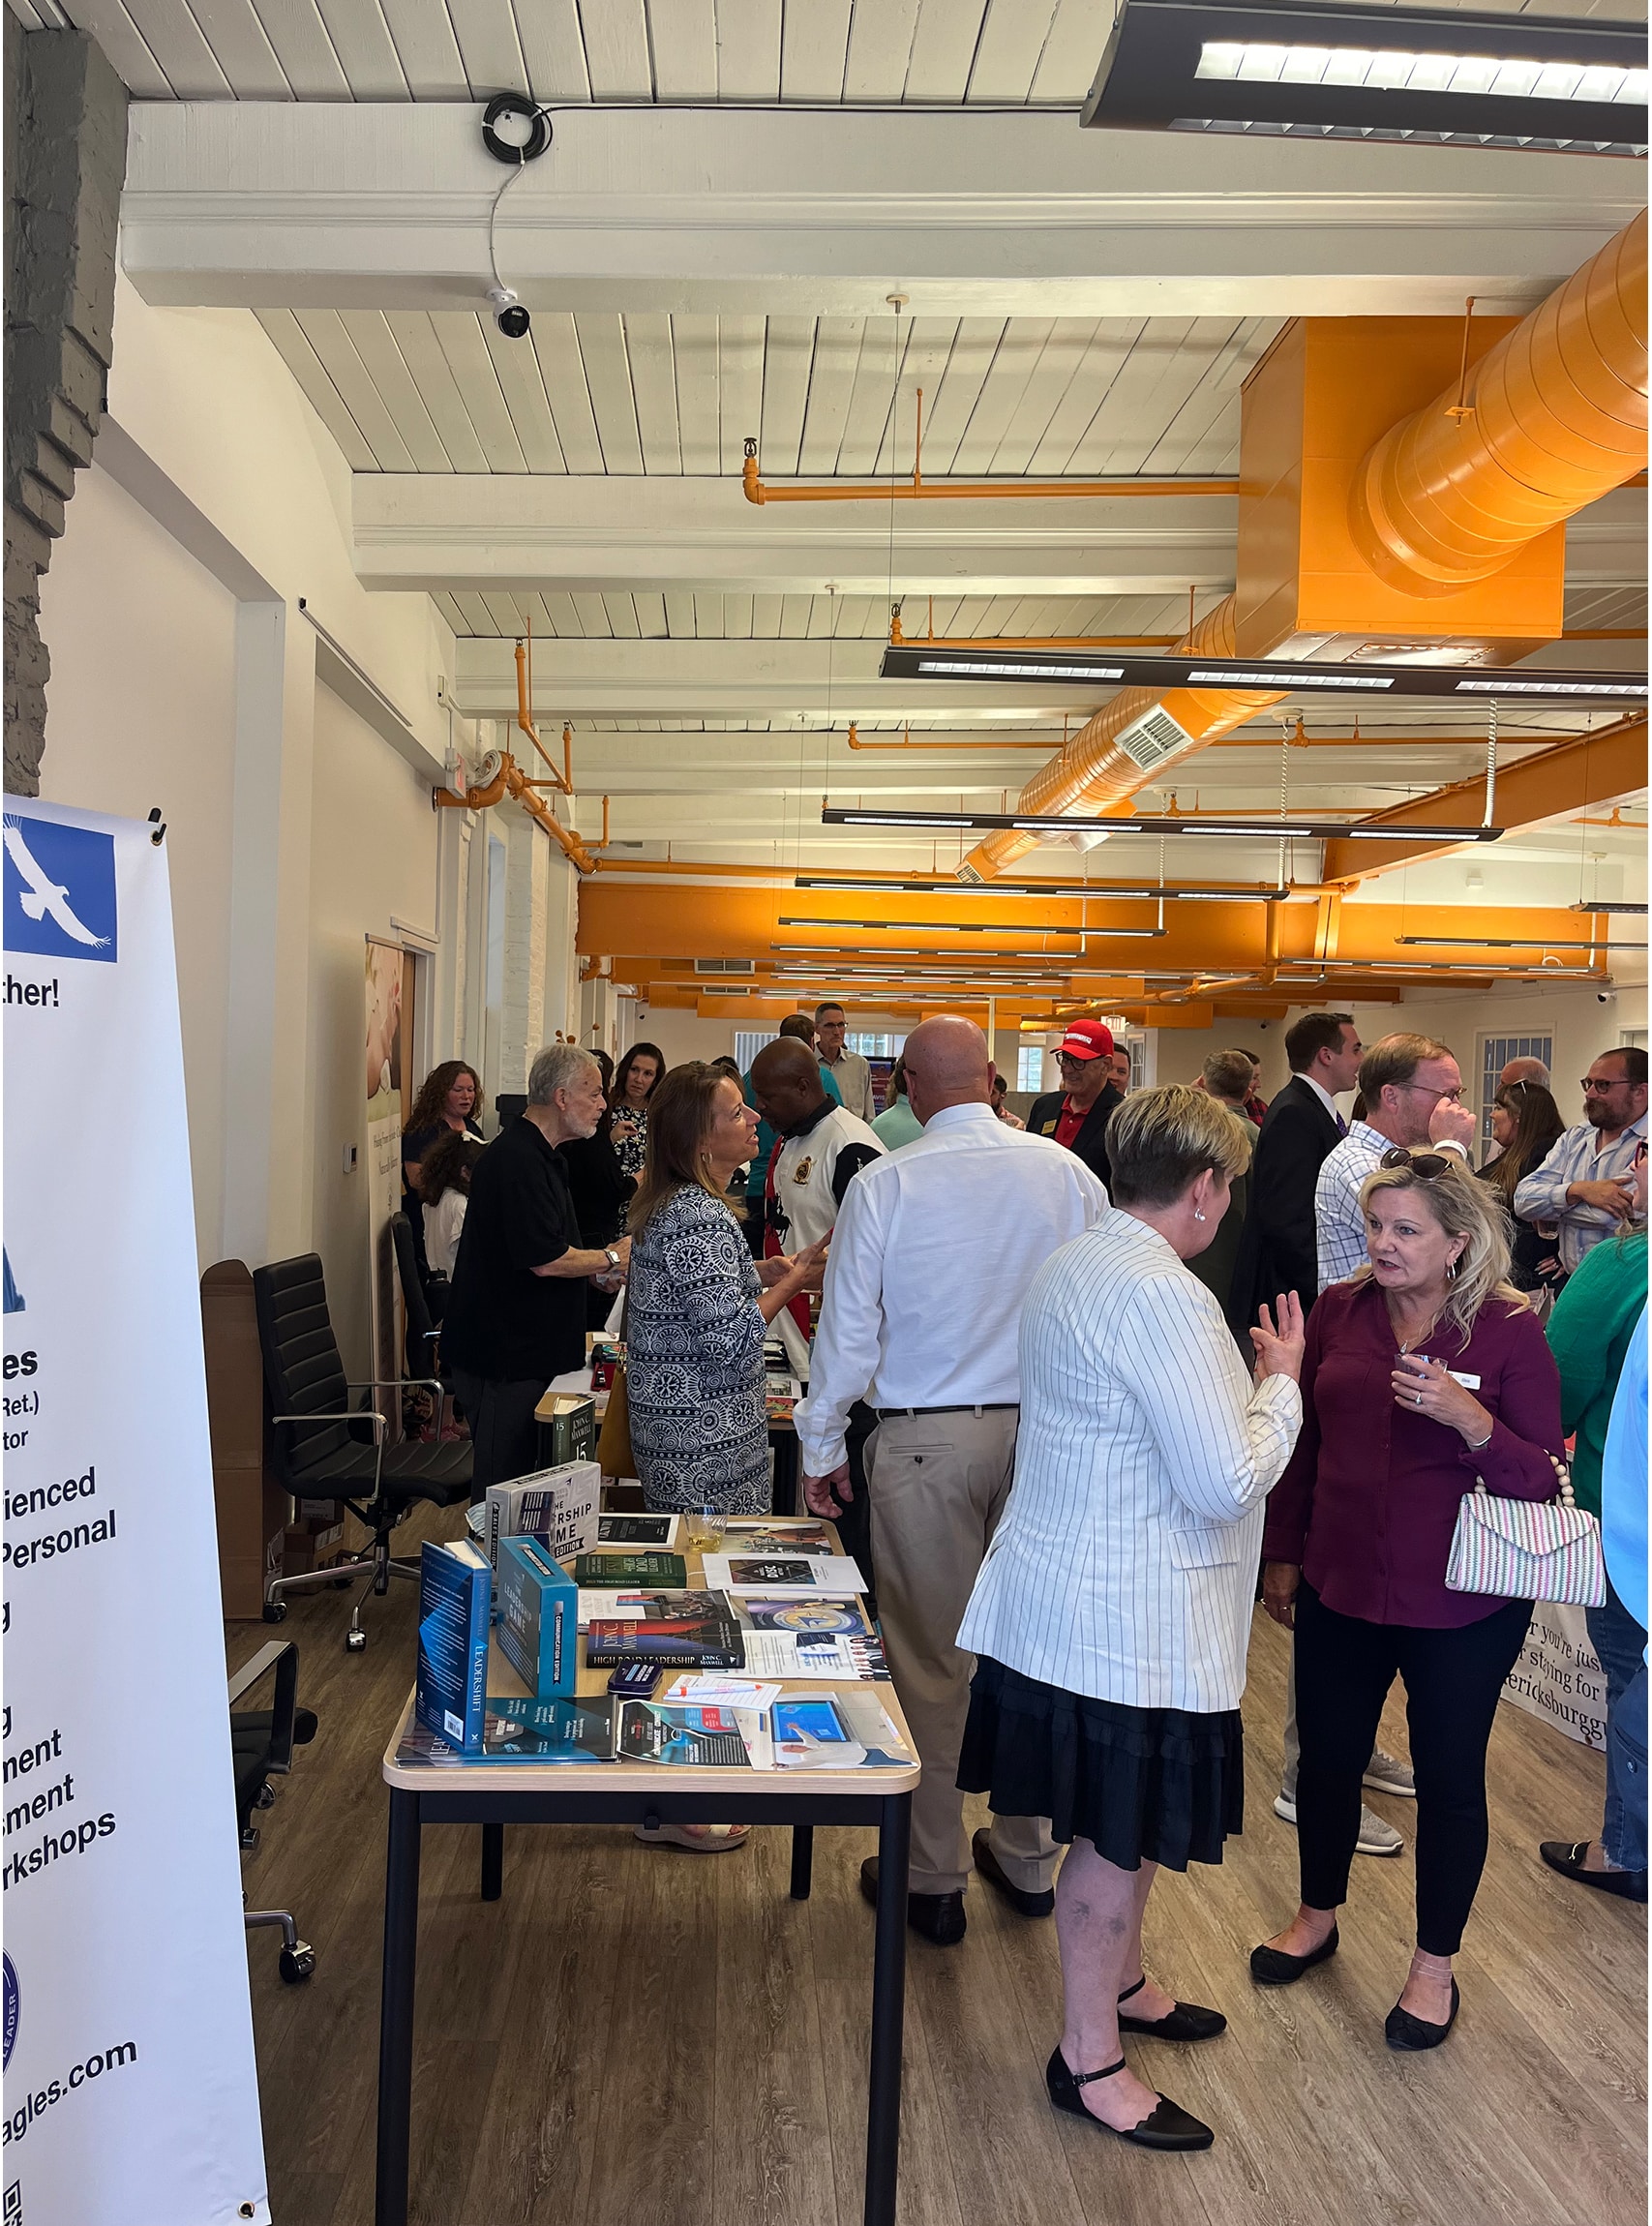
[{"xmin": 402, "ymin": 1003, "xmax": 1647, "ymax": 2151}]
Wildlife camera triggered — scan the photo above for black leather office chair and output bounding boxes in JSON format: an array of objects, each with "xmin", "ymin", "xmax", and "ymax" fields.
[
  {"xmin": 231, "ymin": 1639, "xmax": 318, "ymax": 1983},
  {"xmin": 254, "ymin": 1252, "xmax": 471, "ymax": 1650},
  {"xmin": 391, "ymin": 1210, "xmax": 445, "ymax": 1365}
]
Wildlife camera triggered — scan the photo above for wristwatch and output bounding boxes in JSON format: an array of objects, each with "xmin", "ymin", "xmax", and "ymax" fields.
[{"xmin": 604, "ymin": 1247, "xmax": 621, "ymax": 1271}]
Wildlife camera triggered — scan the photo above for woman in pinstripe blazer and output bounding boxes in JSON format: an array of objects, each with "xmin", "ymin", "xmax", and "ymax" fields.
[{"xmin": 957, "ymin": 1087, "xmax": 1305, "ymax": 2152}]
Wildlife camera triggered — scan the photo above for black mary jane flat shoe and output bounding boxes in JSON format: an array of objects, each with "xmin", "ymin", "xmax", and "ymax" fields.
[
  {"xmin": 1117, "ymin": 1975, "xmax": 1227, "ymax": 2042},
  {"xmin": 1249, "ymin": 1924, "xmax": 1339, "ymax": 1987},
  {"xmin": 1385, "ymin": 1978, "xmax": 1459, "ymax": 2053},
  {"xmin": 1045, "ymin": 2047, "xmax": 1215, "ymax": 2151}
]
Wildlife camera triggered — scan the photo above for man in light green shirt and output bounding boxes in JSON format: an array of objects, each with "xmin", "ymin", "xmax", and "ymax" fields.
[{"xmin": 872, "ymin": 1056, "xmax": 924, "ymax": 1151}]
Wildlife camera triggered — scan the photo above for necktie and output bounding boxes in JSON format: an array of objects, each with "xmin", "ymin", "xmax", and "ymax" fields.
[{"xmin": 1336, "ymin": 1113, "xmax": 1349, "ymax": 1137}]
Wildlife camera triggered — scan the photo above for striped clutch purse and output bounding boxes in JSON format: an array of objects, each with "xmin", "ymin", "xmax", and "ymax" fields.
[{"xmin": 1446, "ymin": 1453, "xmax": 1607, "ymax": 1607}]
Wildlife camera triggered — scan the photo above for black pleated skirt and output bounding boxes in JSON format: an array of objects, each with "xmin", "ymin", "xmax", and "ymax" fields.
[{"xmin": 957, "ymin": 1655, "xmax": 1245, "ymax": 1874}]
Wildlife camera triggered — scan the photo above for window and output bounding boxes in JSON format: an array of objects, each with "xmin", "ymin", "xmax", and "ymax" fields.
[
  {"xmin": 734, "ymin": 1029, "xmax": 778, "ymax": 1072},
  {"xmin": 1016, "ymin": 1045, "xmax": 1047, "ymax": 1094},
  {"xmin": 846, "ymin": 1030, "xmax": 906, "ymax": 1059},
  {"xmin": 1479, "ymin": 1033, "xmax": 1553, "ymax": 1150}
]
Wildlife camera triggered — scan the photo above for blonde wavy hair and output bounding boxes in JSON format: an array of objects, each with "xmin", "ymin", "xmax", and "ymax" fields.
[{"xmin": 1352, "ymin": 1159, "xmax": 1527, "ymax": 1337}]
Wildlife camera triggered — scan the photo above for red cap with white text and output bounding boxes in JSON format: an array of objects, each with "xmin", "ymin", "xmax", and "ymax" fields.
[{"xmin": 1056, "ymin": 1018, "xmax": 1116, "ymax": 1063}]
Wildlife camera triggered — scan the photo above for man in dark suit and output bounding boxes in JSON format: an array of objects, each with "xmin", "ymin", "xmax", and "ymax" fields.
[
  {"xmin": 1028, "ymin": 1018, "xmax": 1126, "ymax": 1189},
  {"xmin": 1226, "ymin": 1011, "xmax": 1362, "ymax": 1340}
]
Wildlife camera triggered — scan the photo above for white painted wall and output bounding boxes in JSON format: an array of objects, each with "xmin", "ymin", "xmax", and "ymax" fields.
[
  {"xmin": 307, "ymin": 682, "xmax": 442, "ymax": 1372},
  {"xmin": 36, "ymin": 464, "xmax": 238, "ymax": 1261}
]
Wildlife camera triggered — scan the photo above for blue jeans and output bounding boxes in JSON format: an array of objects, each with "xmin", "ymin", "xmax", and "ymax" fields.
[{"xmin": 1586, "ymin": 1579, "xmax": 1648, "ymax": 1873}]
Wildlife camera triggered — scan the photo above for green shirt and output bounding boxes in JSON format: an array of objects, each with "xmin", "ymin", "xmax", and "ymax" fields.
[
  {"xmin": 871, "ymin": 1098, "xmax": 925, "ymax": 1151},
  {"xmin": 1546, "ymin": 1228, "xmax": 1650, "ymax": 1518}
]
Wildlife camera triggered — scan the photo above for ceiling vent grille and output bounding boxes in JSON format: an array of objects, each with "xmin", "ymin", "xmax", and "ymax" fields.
[
  {"xmin": 694, "ymin": 957, "xmax": 757, "ymax": 976},
  {"xmin": 1117, "ymin": 705, "xmax": 1193, "ymax": 772}
]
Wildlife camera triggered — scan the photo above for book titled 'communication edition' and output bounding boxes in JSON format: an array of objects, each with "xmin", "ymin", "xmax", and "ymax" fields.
[{"xmin": 415, "ymin": 1538, "xmax": 492, "ymax": 1755}]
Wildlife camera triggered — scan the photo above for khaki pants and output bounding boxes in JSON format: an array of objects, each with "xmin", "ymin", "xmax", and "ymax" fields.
[{"xmin": 866, "ymin": 1408, "xmax": 1058, "ymax": 1896}]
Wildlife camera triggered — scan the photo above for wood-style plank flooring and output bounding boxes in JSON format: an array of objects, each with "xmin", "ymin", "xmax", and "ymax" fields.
[{"xmin": 229, "ymin": 1501, "xmax": 1646, "ymax": 2226}]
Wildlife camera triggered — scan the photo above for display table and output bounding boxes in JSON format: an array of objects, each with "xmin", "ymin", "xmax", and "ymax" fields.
[{"xmin": 375, "ymin": 1533, "xmax": 917, "ymax": 2226}]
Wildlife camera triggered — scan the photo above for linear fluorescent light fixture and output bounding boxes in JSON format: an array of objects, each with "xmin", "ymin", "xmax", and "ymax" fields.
[
  {"xmin": 791, "ymin": 877, "xmax": 1292, "ymax": 900},
  {"xmin": 1570, "ymin": 900, "xmax": 1649, "ymax": 915},
  {"xmin": 1079, "ymin": 0, "xmax": 1648, "ymax": 154},
  {"xmin": 881, "ymin": 641, "xmax": 1647, "ymax": 701},
  {"xmin": 1395, "ymin": 935, "xmax": 1647, "ymax": 950},
  {"xmin": 822, "ymin": 806, "xmax": 1505, "ymax": 842}
]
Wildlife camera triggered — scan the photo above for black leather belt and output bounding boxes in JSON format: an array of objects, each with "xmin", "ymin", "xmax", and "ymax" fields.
[{"xmin": 874, "ymin": 1402, "xmax": 1019, "ymax": 1421}]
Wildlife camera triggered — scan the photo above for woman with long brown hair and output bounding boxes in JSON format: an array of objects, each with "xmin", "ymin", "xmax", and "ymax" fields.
[
  {"xmin": 402, "ymin": 1060, "xmax": 484, "ymax": 1277},
  {"xmin": 607, "ymin": 1040, "xmax": 665, "ymax": 1200},
  {"xmin": 624, "ymin": 1063, "xmax": 825, "ymax": 1519},
  {"xmin": 1478, "ymin": 1078, "xmax": 1566, "ymax": 1298}
]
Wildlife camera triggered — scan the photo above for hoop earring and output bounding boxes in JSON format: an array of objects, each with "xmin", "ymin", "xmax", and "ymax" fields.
[{"xmin": 1447, "ymin": 1255, "xmax": 1461, "ymax": 1279}]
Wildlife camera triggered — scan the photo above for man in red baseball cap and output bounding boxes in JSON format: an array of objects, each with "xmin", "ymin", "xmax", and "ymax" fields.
[{"xmin": 1027, "ymin": 1018, "xmax": 1126, "ymax": 1190}]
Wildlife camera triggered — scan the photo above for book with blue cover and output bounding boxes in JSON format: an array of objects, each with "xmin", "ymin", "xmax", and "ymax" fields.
[
  {"xmin": 496, "ymin": 1535, "xmax": 579, "ymax": 1698},
  {"xmin": 395, "ymin": 1696, "xmax": 616, "ymax": 1766},
  {"xmin": 415, "ymin": 1538, "xmax": 492, "ymax": 1755}
]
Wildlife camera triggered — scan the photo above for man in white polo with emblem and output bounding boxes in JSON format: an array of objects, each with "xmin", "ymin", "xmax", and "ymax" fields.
[{"xmin": 750, "ymin": 1035, "xmax": 885, "ymax": 1254}]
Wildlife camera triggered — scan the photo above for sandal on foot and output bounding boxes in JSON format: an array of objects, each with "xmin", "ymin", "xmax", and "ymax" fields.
[
  {"xmin": 634, "ymin": 1822, "xmax": 750, "ymax": 1852},
  {"xmin": 1045, "ymin": 2047, "xmax": 1214, "ymax": 2150}
]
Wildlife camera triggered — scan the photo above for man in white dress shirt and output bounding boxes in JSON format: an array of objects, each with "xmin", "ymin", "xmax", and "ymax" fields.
[{"xmin": 796, "ymin": 1016, "xmax": 1108, "ymax": 1943}]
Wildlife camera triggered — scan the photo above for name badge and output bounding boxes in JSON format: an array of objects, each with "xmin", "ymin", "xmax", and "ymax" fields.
[{"xmin": 1449, "ymin": 1370, "xmax": 1481, "ymax": 1389}]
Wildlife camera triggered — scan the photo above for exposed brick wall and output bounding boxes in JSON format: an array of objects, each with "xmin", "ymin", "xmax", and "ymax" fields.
[{"xmin": 4, "ymin": 23, "xmax": 127, "ymax": 797}]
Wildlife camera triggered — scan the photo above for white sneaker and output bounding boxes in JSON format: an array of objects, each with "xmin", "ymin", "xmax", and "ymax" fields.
[
  {"xmin": 1274, "ymin": 1792, "xmax": 1405, "ymax": 1857},
  {"xmin": 1363, "ymin": 1747, "xmax": 1416, "ymax": 1799}
]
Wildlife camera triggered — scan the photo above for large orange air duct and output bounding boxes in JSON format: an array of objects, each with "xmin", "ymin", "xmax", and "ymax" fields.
[
  {"xmin": 959, "ymin": 597, "xmax": 1286, "ymax": 880},
  {"xmin": 960, "ymin": 214, "xmax": 1647, "ymax": 883},
  {"xmin": 1353, "ymin": 212, "xmax": 1648, "ymax": 594}
]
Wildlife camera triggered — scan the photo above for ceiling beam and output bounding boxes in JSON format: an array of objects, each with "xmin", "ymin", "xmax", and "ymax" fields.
[
  {"xmin": 121, "ymin": 104, "xmax": 1640, "ymax": 316},
  {"xmin": 354, "ymin": 476, "xmax": 1238, "ymax": 599},
  {"xmin": 1321, "ymin": 717, "xmax": 1648, "ymax": 881}
]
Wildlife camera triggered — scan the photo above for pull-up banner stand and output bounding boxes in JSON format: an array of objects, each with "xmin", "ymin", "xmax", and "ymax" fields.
[{"xmin": 2, "ymin": 800, "xmax": 268, "ymax": 2223}]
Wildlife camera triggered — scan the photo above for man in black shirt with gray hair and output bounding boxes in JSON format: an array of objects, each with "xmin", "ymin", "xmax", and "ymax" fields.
[{"xmin": 443, "ymin": 1043, "xmax": 631, "ymax": 1500}]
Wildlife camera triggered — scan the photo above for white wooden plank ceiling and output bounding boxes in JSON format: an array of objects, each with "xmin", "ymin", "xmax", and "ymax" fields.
[
  {"xmin": 255, "ymin": 308, "xmax": 1274, "ymax": 480},
  {"xmin": 21, "ymin": 0, "xmax": 1645, "ymax": 101}
]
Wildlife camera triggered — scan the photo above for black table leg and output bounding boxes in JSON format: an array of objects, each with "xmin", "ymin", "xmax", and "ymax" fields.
[
  {"xmin": 375, "ymin": 1788, "xmax": 422, "ymax": 2226},
  {"xmin": 480, "ymin": 1820, "xmax": 504, "ymax": 1902},
  {"xmin": 863, "ymin": 1791, "xmax": 911, "ymax": 2226},
  {"xmin": 790, "ymin": 1824, "xmax": 814, "ymax": 1901}
]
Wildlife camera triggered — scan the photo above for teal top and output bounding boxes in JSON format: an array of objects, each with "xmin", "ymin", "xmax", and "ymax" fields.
[
  {"xmin": 871, "ymin": 1098, "xmax": 925, "ymax": 1151},
  {"xmin": 1546, "ymin": 1229, "xmax": 1650, "ymax": 1518}
]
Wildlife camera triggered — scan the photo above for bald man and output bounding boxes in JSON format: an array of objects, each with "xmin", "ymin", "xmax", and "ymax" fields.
[
  {"xmin": 749, "ymin": 1037, "xmax": 884, "ymax": 1256},
  {"xmin": 796, "ymin": 1017, "xmax": 1109, "ymax": 1944}
]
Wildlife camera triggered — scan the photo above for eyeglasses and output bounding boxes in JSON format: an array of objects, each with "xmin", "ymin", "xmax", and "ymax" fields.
[
  {"xmin": 1379, "ymin": 1148, "xmax": 1457, "ymax": 1180},
  {"xmin": 1581, "ymin": 1077, "xmax": 1633, "ymax": 1094},
  {"xmin": 1400, "ymin": 1081, "xmax": 1463, "ymax": 1104}
]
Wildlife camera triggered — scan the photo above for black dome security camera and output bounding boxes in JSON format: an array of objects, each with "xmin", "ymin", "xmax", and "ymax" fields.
[{"xmin": 488, "ymin": 286, "xmax": 530, "ymax": 341}]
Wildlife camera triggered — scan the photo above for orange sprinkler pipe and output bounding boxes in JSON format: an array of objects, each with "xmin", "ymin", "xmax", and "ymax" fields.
[
  {"xmin": 959, "ymin": 595, "xmax": 1287, "ymax": 881},
  {"xmin": 1352, "ymin": 212, "xmax": 1648, "ymax": 594},
  {"xmin": 434, "ymin": 751, "xmax": 597, "ymax": 875}
]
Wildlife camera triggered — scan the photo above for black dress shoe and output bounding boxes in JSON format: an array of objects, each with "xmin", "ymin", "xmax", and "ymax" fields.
[
  {"xmin": 1249, "ymin": 1925, "xmax": 1339, "ymax": 1987},
  {"xmin": 859, "ymin": 1856, "xmax": 966, "ymax": 1945},
  {"xmin": 1385, "ymin": 1978, "xmax": 1459, "ymax": 2052},
  {"xmin": 1540, "ymin": 1841, "xmax": 1650, "ymax": 1902},
  {"xmin": 972, "ymin": 1829, "xmax": 1055, "ymax": 1918},
  {"xmin": 1045, "ymin": 2046, "xmax": 1214, "ymax": 2151},
  {"xmin": 1117, "ymin": 1975, "xmax": 1227, "ymax": 2042}
]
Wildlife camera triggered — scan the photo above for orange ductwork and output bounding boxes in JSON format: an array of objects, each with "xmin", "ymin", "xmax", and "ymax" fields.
[
  {"xmin": 434, "ymin": 751, "xmax": 598, "ymax": 875},
  {"xmin": 1352, "ymin": 212, "xmax": 1648, "ymax": 594},
  {"xmin": 959, "ymin": 596, "xmax": 1286, "ymax": 880},
  {"xmin": 961, "ymin": 215, "xmax": 1648, "ymax": 883}
]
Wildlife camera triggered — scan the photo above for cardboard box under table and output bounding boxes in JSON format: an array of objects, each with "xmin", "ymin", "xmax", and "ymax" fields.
[{"xmin": 375, "ymin": 1526, "xmax": 918, "ymax": 2226}]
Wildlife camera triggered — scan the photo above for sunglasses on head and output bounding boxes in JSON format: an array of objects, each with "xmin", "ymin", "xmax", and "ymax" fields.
[{"xmin": 1378, "ymin": 1147, "xmax": 1457, "ymax": 1180}]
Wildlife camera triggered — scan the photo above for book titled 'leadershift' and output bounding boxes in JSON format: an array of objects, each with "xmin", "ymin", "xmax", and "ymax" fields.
[{"xmin": 415, "ymin": 1538, "xmax": 492, "ymax": 1755}]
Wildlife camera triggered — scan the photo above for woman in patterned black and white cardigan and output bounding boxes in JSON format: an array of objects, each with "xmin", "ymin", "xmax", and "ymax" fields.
[{"xmin": 625, "ymin": 1062, "xmax": 826, "ymax": 1517}]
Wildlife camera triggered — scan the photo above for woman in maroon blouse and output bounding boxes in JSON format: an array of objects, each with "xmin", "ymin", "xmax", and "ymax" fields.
[{"xmin": 1251, "ymin": 1152, "xmax": 1563, "ymax": 2050}]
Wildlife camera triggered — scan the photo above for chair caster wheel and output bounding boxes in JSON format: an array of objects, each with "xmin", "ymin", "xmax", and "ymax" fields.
[
  {"xmin": 279, "ymin": 1943, "xmax": 316, "ymax": 1984},
  {"xmin": 345, "ymin": 1629, "xmax": 368, "ymax": 1653},
  {"xmin": 255, "ymin": 1784, "xmax": 279, "ymax": 1811},
  {"xmin": 262, "ymin": 1602, "xmax": 288, "ymax": 1624}
]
